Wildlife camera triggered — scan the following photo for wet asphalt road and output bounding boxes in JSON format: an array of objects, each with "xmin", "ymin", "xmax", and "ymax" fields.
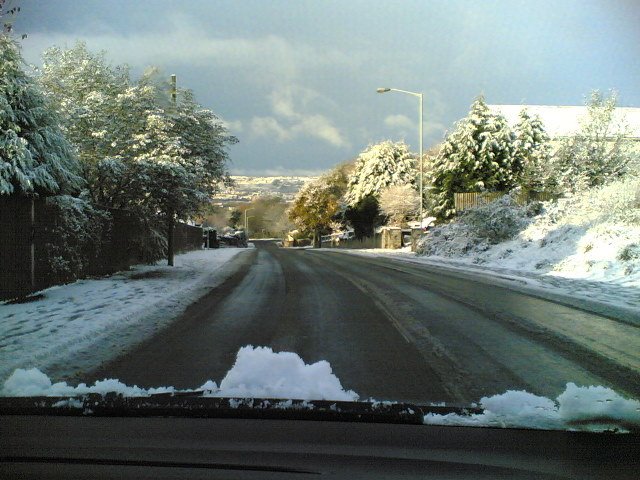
[{"xmin": 88, "ymin": 241, "xmax": 640, "ymax": 404}]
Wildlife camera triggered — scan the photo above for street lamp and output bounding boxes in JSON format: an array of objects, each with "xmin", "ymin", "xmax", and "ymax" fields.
[{"xmin": 377, "ymin": 87, "xmax": 424, "ymax": 222}]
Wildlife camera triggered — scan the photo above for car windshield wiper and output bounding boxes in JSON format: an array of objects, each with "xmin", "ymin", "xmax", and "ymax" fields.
[{"xmin": 0, "ymin": 392, "xmax": 482, "ymax": 425}]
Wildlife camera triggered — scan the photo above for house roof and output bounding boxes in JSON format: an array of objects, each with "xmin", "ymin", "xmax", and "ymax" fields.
[{"xmin": 487, "ymin": 105, "xmax": 640, "ymax": 139}]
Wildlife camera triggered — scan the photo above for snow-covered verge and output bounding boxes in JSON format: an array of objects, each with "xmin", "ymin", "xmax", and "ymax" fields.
[
  {"xmin": 418, "ymin": 178, "xmax": 640, "ymax": 288},
  {"xmin": 0, "ymin": 248, "xmax": 249, "ymax": 383},
  {"xmin": 2, "ymin": 345, "xmax": 639, "ymax": 433}
]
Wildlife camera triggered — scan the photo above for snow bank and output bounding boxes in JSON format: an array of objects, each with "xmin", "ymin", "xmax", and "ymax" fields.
[
  {"xmin": 0, "ymin": 248, "xmax": 248, "ymax": 382},
  {"xmin": 424, "ymin": 383, "xmax": 640, "ymax": 432},
  {"xmin": 1, "ymin": 346, "xmax": 358, "ymax": 402}
]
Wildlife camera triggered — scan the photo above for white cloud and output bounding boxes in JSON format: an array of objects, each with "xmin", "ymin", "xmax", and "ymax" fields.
[
  {"xmin": 250, "ymin": 116, "xmax": 291, "ymax": 142},
  {"xmin": 22, "ymin": 17, "xmax": 351, "ymax": 85},
  {"xmin": 384, "ymin": 114, "xmax": 415, "ymax": 131},
  {"xmin": 294, "ymin": 114, "xmax": 347, "ymax": 147},
  {"xmin": 249, "ymin": 85, "xmax": 349, "ymax": 148}
]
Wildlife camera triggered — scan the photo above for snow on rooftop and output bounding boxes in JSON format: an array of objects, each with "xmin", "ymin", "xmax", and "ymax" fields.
[{"xmin": 488, "ymin": 104, "xmax": 640, "ymax": 139}]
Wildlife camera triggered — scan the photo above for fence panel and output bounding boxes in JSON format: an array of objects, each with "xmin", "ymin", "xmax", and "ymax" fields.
[
  {"xmin": 454, "ymin": 191, "xmax": 556, "ymax": 212},
  {"xmin": 1, "ymin": 194, "xmax": 204, "ymax": 301},
  {"xmin": 174, "ymin": 223, "xmax": 204, "ymax": 253},
  {"xmin": 0, "ymin": 196, "xmax": 34, "ymax": 300}
]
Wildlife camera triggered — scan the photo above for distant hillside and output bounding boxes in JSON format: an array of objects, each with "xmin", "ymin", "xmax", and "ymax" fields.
[{"xmin": 212, "ymin": 176, "xmax": 317, "ymax": 204}]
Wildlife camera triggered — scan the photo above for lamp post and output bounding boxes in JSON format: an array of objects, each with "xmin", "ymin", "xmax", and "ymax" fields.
[{"xmin": 376, "ymin": 87, "xmax": 424, "ymax": 222}]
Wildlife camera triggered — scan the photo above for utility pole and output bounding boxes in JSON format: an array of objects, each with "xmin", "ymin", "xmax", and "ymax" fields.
[{"xmin": 167, "ymin": 74, "xmax": 177, "ymax": 266}]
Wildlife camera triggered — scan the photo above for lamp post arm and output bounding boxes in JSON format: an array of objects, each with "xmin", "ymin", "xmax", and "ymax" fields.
[{"xmin": 389, "ymin": 88, "xmax": 422, "ymax": 98}]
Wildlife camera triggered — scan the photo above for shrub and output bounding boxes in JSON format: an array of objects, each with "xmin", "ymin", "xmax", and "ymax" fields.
[
  {"xmin": 41, "ymin": 195, "xmax": 110, "ymax": 280},
  {"xmin": 458, "ymin": 193, "xmax": 531, "ymax": 244}
]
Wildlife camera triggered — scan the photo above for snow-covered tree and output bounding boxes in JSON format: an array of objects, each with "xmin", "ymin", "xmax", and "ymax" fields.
[
  {"xmin": 344, "ymin": 141, "xmax": 416, "ymax": 206},
  {"xmin": 288, "ymin": 165, "xmax": 349, "ymax": 247},
  {"xmin": 513, "ymin": 109, "xmax": 552, "ymax": 193},
  {"xmin": 0, "ymin": 35, "xmax": 83, "ymax": 196},
  {"xmin": 38, "ymin": 43, "xmax": 235, "ymax": 263},
  {"xmin": 379, "ymin": 184, "xmax": 420, "ymax": 226},
  {"xmin": 551, "ymin": 90, "xmax": 635, "ymax": 193},
  {"xmin": 431, "ymin": 96, "xmax": 523, "ymax": 220}
]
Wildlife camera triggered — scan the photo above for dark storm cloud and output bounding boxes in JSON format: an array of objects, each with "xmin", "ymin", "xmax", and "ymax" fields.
[{"xmin": 13, "ymin": 0, "xmax": 640, "ymax": 175}]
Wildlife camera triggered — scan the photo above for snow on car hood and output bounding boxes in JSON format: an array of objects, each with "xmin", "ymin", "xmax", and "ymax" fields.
[
  {"xmin": 1, "ymin": 346, "xmax": 359, "ymax": 402},
  {"xmin": 2, "ymin": 345, "xmax": 639, "ymax": 432}
]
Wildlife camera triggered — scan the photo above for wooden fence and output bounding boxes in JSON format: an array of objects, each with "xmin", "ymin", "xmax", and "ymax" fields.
[
  {"xmin": 454, "ymin": 191, "xmax": 556, "ymax": 212},
  {"xmin": 0, "ymin": 195, "xmax": 203, "ymax": 301}
]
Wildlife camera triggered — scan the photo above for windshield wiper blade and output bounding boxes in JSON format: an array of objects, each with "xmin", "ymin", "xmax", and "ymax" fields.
[{"xmin": 0, "ymin": 394, "xmax": 482, "ymax": 425}]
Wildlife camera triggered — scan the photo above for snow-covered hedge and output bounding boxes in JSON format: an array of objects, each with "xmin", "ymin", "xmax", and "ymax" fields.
[{"xmin": 41, "ymin": 195, "xmax": 110, "ymax": 280}]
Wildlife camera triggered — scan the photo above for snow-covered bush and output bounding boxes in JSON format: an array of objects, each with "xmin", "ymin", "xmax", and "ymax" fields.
[
  {"xmin": 344, "ymin": 141, "xmax": 416, "ymax": 207},
  {"xmin": 458, "ymin": 192, "xmax": 534, "ymax": 244},
  {"xmin": 416, "ymin": 192, "xmax": 533, "ymax": 256},
  {"xmin": 41, "ymin": 195, "xmax": 110, "ymax": 280},
  {"xmin": 417, "ymin": 175, "xmax": 640, "ymax": 284}
]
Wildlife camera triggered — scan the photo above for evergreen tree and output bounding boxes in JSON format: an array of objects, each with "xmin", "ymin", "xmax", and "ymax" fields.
[
  {"xmin": 0, "ymin": 36, "xmax": 82, "ymax": 196},
  {"xmin": 431, "ymin": 96, "xmax": 522, "ymax": 220},
  {"xmin": 513, "ymin": 109, "xmax": 551, "ymax": 193}
]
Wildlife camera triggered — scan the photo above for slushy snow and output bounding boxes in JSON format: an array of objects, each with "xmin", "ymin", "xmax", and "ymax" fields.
[{"xmin": 2, "ymin": 345, "xmax": 639, "ymax": 432}]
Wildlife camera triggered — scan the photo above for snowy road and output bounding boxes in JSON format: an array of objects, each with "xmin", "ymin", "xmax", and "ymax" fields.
[{"xmin": 87, "ymin": 241, "xmax": 640, "ymax": 404}]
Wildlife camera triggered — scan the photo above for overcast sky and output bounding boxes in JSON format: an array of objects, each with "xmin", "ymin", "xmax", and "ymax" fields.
[{"xmin": 13, "ymin": 0, "xmax": 640, "ymax": 175}]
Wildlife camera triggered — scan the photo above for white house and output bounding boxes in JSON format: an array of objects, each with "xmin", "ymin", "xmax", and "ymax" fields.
[{"xmin": 488, "ymin": 104, "xmax": 640, "ymax": 148}]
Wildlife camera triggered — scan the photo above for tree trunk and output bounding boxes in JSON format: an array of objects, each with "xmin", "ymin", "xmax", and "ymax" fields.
[
  {"xmin": 314, "ymin": 229, "xmax": 321, "ymax": 248},
  {"xmin": 167, "ymin": 212, "xmax": 175, "ymax": 266}
]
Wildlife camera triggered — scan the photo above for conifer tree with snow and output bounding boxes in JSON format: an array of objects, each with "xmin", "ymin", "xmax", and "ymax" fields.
[
  {"xmin": 344, "ymin": 141, "xmax": 416, "ymax": 207},
  {"xmin": 513, "ymin": 109, "xmax": 552, "ymax": 194},
  {"xmin": 431, "ymin": 96, "xmax": 523, "ymax": 220},
  {"xmin": 0, "ymin": 35, "xmax": 83, "ymax": 196}
]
